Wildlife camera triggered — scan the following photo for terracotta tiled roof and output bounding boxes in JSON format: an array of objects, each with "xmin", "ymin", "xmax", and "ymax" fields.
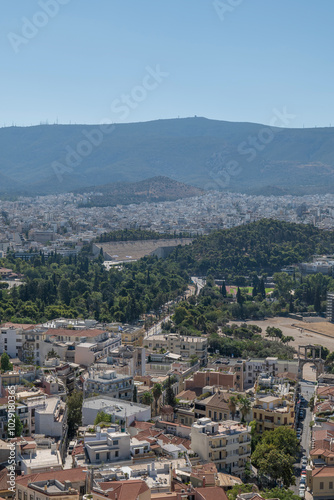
[
  {"xmin": 311, "ymin": 447, "xmax": 334, "ymax": 457},
  {"xmin": 159, "ymin": 420, "xmax": 191, "ymax": 429},
  {"xmin": 312, "ymin": 465, "xmax": 334, "ymax": 477},
  {"xmin": 161, "ymin": 405, "xmax": 174, "ymax": 414},
  {"xmin": 315, "ymin": 401, "xmax": 334, "ymax": 413},
  {"xmin": 0, "ymin": 468, "xmax": 11, "ymax": 492},
  {"xmin": 16, "ymin": 467, "xmax": 87, "ymax": 486},
  {"xmin": 177, "ymin": 390, "xmax": 197, "ymax": 401},
  {"xmin": 0, "ymin": 323, "xmax": 36, "ymax": 330},
  {"xmin": 135, "ymin": 427, "xmax": 191, "ymax": 450},
  {"xmin": 201, "ymin": 392, "xmax": 231, "ymax": 410},
  {"xmin": 191, "ymin": 463, "xmax": 217, "ymax": 478},
  {"xmin": 94, "ymin": 480, "xmax": 149, "ymax": 500},
  {"xmin": 195, "ymin": 486, "xmax": 228, "ymax": 500},
  {"xmin": 72, "ymin": 444, "xmax": 85, "ymax": 456},
  {"xmin": 316, "ymin": 386, "xmax": 334, "ymax": 398},
  {"xmin": 151, "ymin": 494, "xmax": 178, "ymax": 500},
  {"xmin": 21, "ymin": 442, "xmax": 36, "ymax": 451},
  {"xmin": 130, "ymin": 421, "xmax": 154, "ymax": 431},
  {"xmin": 45, "ymin": 328, "xmax": 105, "ymax": 338}
]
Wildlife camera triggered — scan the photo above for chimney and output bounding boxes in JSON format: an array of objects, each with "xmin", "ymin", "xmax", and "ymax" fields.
[{"xmin": 202, "ymin": 476, "xmax": 206, "ymax": 488}]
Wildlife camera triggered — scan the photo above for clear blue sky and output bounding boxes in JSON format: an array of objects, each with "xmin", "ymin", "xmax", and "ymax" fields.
[{"xmin": 1, "ymin": 0, "xmax": 333, "ymax": 128}]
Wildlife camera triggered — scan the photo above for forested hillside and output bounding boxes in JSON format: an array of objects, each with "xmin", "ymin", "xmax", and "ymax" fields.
[
  {"xmin": 0, "ymin": 252, "xmax": 188, "ymax": 324},
  {"xmin": 1, "ymin": 221, "xmax": 334, "ymax": 325},
  {"xmin": 171, "ymin": 219, "xmax": 334, "ymax": 278}
]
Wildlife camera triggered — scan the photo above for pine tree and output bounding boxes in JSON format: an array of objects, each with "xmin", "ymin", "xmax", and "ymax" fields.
[
  {"xmin": 236, "ymin": 287, "xmax": 242, "ymax": 304},
  {"xmin": 221, "ymin": 281, "xmax": 227, "ymax": 297},
  {"xmin": 133, "ymin": 385, "xmax": 137, "ymax": 403},
  {"xmin": 259, "ymin": 278, "xmax": 266, "ymax": 299},
  {"xmin": 289, "ymin": 294, "xmax": 294, "ymax": 313},
  {"xmin": 165, "ymin": 375, "xmax": 176, "ymax": 407}
]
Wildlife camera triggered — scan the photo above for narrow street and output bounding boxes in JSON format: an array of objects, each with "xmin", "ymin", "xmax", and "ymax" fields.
[{"xmin": 292, "ymin": 381, "xmax": 315, "ymax": 498}]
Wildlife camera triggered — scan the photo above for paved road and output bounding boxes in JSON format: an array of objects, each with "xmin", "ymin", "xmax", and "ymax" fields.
[
  {"xmin": 145, "ymin": 314, "xmax": 171, "ymax": 338},
  {"xmin": 191, "ymin": 276, "xmax": 206, "ymax": 295},
  {"xmin": 299, "ymin": 381, "xmax": 315, "ymax": 456},
  {"xmin": 292, "ymin": 381, "xmax": 315, "ymax": 497}
]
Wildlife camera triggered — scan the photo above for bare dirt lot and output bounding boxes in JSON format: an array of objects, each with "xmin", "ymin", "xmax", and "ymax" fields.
[
  {"xmin": 231, "ymin": 317, "xmax": 334, "ymax": 352},
  {"xmin": 230, "ymin": 317, "xmax": 334, "ymax": 382}
]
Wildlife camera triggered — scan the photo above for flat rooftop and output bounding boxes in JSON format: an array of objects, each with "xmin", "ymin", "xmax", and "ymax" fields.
[
  {"xmin": 21, "ymin": 448, "xmax": 62, "ymax": 469},
  {"xmin": 83, "ymin": 396, "xmax": 149, "ymax": 415}
]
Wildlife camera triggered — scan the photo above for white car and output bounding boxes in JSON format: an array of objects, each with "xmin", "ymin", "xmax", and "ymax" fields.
[{"xmin": 298, "ymin": 490, "xmax": 305, "ymax": 498}]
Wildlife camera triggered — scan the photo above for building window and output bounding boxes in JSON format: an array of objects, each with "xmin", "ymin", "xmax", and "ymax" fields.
[
  {"xmin": 330, "ymin": 482, "xmax": 333, "ymax": 490},
  {"xmin": 320, "ymin": 482, "xmax": 324, "ymax": 490},
  {"xmin": 113, "ymin": 440, "xmax": 118, "ymax": 445},
  {"xmin": 115, "ymin": 451, "xmax": 119, "ymax": 457},
  {"xmin": 18, "ymin": 492, "xmax": 22, "ymax": 500},
  {"xmin": 96, "ymin": 453, "xmax": 100, "ymax": 460}
]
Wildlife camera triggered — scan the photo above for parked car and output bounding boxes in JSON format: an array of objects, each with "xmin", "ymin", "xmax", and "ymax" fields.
[{"xmin": 298, "ymin": 490, "xmax": 305, "ymax": 498}]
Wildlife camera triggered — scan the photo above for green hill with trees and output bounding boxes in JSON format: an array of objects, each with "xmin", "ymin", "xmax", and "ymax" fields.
[{"xmin": 171, "ymin": 219, "xmax": 334, "ymax": 278}]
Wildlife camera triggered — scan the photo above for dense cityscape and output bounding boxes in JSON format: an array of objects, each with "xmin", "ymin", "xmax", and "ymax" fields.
[{"xmin": 2, "ymin": 191, "xmax": 334, "ymax": 259}]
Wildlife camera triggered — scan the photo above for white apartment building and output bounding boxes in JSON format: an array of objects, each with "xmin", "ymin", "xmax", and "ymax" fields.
[
  {"xmin": 84, "ymin": 369, "xmax": 133, "ymax": 400},
  {"xmin": 21, "ymin": 328, "xmax": 50, "ymax": 366},
  {"xmin": 145, "ymin": 333, "xmax": 207, "ymax": 365},
  {"xmin": 190, "ymin": 418, "xmax": 251, "ymax": 478},
  {"xmin": 0, "ymin": 325, "xmax": 23, "ymax": 358},
  {"xmin": 34, "ymin": 397, "xmax": 68, "ymax": 438},
  {"xmin": 244, "ymin": 357, "xmax": 299, "ymax": 388},
  {"xmin": 84, "ymin": 427, "xmax": 131, "ymax": 464}
]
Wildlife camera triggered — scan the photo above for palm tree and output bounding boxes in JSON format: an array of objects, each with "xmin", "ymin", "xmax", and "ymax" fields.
[
  {"xmin": 228, "ymin": 395, "xmax": 238, "ymax": 420},
  {"xmin": 142, "ymin": 391, "xmax": 154, "ymax": 407},
  {"xmin": 153, "ymin": 383, "xmax": 162, "ymax": 415},
  {"xmin": 238, "ymin": 396, "xmax": 251, "ymax": 423}
]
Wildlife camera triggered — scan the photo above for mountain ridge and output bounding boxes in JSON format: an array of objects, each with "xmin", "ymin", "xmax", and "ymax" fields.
[{"xmin": 1, "ymin": 117, "xmax": 334, "ymax": 195}]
